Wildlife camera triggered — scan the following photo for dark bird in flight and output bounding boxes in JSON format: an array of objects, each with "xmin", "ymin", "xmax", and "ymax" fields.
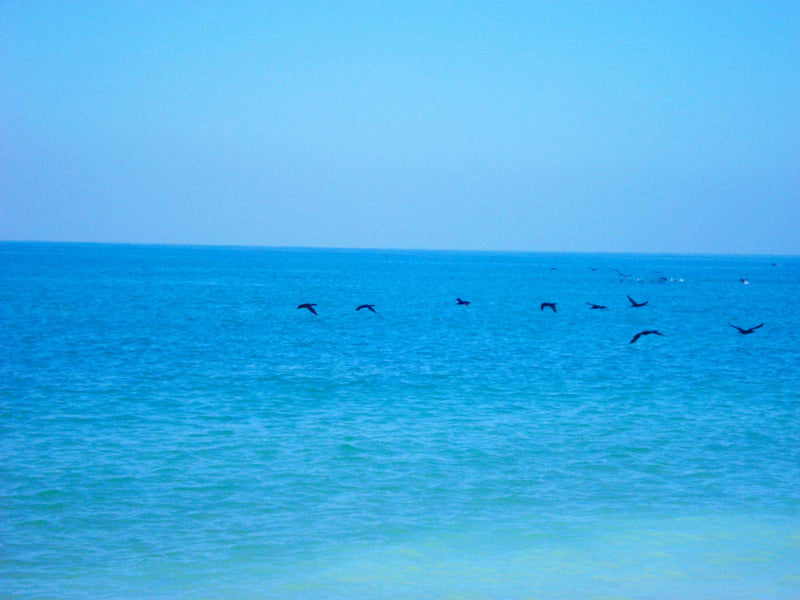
[
  {"xmin": 540, "ymin": 302, "xmax": 557, "ymax": 312},
  {"xmin": 627, "ymin": 295, "xmax": 648, "ymax": 308},
  {"xmin": 587, "ymin": 302, "xmax": 607, "ymax": 310},
  {"xmin": 630, "ymin": 330, "xmax": 664, "ymax": 344},
  {"xmin": 356, "ymin": 304, "xmax": 376, "ymax": 312},
  {"xmin": 456, "ymin": 298, "xmax": 470, "ymax": 306},
  {"xmin": 297, "ymin": 303, "xmax": 318, "ymax": 315},
  {"xmin": 729, "ymin": 322, "xmax": 764, "ymax": 334}
]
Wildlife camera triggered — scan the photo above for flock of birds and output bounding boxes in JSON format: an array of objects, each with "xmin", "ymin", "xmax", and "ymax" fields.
[{"xmin": 297, "ymin": 289, "xmax": 765, "ymax": 345}]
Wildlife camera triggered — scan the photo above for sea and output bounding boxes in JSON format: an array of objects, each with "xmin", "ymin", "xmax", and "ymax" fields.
[{"xmin": 1, "ymin": 242, "xmax": 798, "ymax": 599}]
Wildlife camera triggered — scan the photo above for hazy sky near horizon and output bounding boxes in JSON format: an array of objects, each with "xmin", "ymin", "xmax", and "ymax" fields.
[{"xmin": 2, "ymin": 1, "xmax": 799, "ymax": 253}]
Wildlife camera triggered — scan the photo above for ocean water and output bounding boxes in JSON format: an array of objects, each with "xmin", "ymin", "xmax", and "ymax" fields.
[{"xmin": 1, "ymin": 242, "xmax": 798, "ymax": 599}]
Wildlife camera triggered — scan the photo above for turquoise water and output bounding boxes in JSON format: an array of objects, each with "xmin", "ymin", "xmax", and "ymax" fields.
[{"xmin": 2, "ymin": 242, "xmax": 799, "ymax": 599}]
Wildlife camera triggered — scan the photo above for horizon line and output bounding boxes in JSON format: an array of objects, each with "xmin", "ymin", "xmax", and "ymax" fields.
[{"xmin": 1, "ymin": 239, "xmax": 798, "ymax": 259}]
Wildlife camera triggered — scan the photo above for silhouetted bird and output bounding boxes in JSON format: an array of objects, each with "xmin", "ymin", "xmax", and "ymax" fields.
[
  {"xmin": 586, "ymin": 302, "xmax": 607, "ymax": 309},
  {"xmin": 297, "ymin": 303, "xmax": 318, "ymax": 315},
  {"xmin": 356, "ymin": 304, "xmax": 376, "ymax": 312},
  {"xmin": 630, "ymin": 330, "xmax": 664, "ymax": 344},
  {"xmin": 540, "ymin": 302, "xmax": 557, "ymax": 312},
  {"xmin": 627, "ymin": 295, "xmax": 648, "ymax": 308},
  {"xmin": 615, "ymin": 269, "xmax": 631, "ymax": 280},
  {"xmin": 729, "ymin": 322, "xmax": 764, "ymax": 334},
  {"xmin": 456, "ymin": 298, "xmax": 470, "ymax": 306}
]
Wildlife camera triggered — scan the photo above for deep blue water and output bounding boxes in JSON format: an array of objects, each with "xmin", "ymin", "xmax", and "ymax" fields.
[{"xmin": 1, "ymin": 242, "xmax": 799, "ymax": 599}]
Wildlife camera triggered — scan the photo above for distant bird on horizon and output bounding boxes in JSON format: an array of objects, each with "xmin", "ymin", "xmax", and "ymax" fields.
[
  {"xmin": 456, "ymin": 298, "xmax": 470, "ymax": 306},
  {"xmin": 729, "ymin": 322, "xmax": 764, "ymax": 334},
  {"xmin": 587, "ymin": 302, "xmax": 607, "ymax": 310},
  {"xmin": 615, "ymin": 269, "xmax": 631, "ymax": 280},
  {"xmin": 356, "ymin": 304, "xmax": 376, "ymax": 312},
  {"xmin": 297, "ymin": 303, "xmax": 318, "ymax": 315},
  {"xmin": 627, "ymin": 295, "xmax": 648, "ymax": 308},
  {"xmin": 630, "ymin": 330, "xmax": 664, "ymax": 344},
  {"xmin": 540, "ymin": 302, "xmax": 557, "ymax": 312}
]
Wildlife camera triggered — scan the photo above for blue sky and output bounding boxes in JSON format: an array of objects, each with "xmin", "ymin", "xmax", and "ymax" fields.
[{"xmin": 2, "ymin": 1, "xmax": 798, "ymax": 253}]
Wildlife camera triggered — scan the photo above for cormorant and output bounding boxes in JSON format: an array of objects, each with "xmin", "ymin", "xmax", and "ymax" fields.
[
  {"xmin": 297, "ymin": 303, "xmax": 318, "ymax": 315},
  {"xmin": 729, "ymin": 322, "xmax": 763, "ymax": 334},
  {"xmin": 627, "ymin": 295, "xmax": 648, "ymax": 308},
  {"xmin": 630, "ymin": 330, "xmax": 664, "ymax": 344}
]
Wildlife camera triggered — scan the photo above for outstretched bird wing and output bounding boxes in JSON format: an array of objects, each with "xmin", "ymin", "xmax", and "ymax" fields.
[{"xmin": 630, "ymin": 332, "xmax": 643, "ymax": 344}]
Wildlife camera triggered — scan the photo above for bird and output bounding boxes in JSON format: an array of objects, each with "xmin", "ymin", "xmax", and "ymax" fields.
[
  {"xmin": 739, "ymin": 278, "xmax": 750, "ymax": 284},
  {"xmin": 586, "ymin": 302, "xmax": 607, "ymax": 309},
  {"xmin": 356, "ymin": 304, "xmax": 376, "ymax": 312},
  {"xmin": 627, "ymin": 295, "xmax": 648, "ymax": 308},
  {"xmin": 456, "ymin": 298, "xmax": 470, "ymax": 306},
  {"xmin": 540, "ymin": 302, "xmax": 557, "ymax": 312},
  {"xmin": 297, "ymin": 303, "xmax": 318, "ymax": 315},
  {"xmin": 630, "ymin": 330, "xmax": 664, "ymax": 344},
  {"xmin": 729, "ymin": 322, "xmax": 764, "ymax": 334}
]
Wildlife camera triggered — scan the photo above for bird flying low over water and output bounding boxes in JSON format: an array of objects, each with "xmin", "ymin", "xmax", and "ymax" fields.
[
  {"xmin": 456, "ymin": 298, "xmax": 470, "ymax": 306},
  {"xmin": 540, "ymin": 302, "xmax": 557, "ymax": 312},
  {"xmin": 297, "ymin": 303, "xmax": 318, "ymax": 315},
  {"xmin": 630, "ymin": 330, "xmax": 664, "ymax": 344},
  {"xmin": 627, "ymin": 295, "xmax": 648, "ymax": 308},
  {"xmin": 356, "ymin": 304, "xmax": 376, "ymax": 312},
  {"xmin": 587, "ymin": 302, "xmax": 607, "ymax": 309},
  {"xmin": 729, "ymin": 322, "xmax": 764, "ymax": 334},
  {"xmin": 615, "ymin": 269, "xmax": 631, "ymax": 280}
]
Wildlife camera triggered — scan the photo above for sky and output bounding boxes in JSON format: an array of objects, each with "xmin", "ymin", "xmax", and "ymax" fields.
[{"xmin": 2, "ymin": 1, "xmax": 798, "ymax": 254}]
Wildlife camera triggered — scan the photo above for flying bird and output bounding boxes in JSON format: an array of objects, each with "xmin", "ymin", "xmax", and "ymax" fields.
[
  {"xmin": 629, "ymin": 330, "xmax": 664, "ymax": 344},
  {"xmin": 356, "ymin": 304, "xmax": 376, "ymax": 312},
  {"xmin": 729, "ymin": 322, "xmax": 764, "ymax": 334},
  {"xmin": 456, "ymin": 298, "xmax": 470, "ymax": 306},
  {"xmin": 297, "ymin": 303, "xmax": 318, "ymax": 315},
  {"xmin": 586, "ymin": 302, "xmax": 607, "ymax": 310},
  {"xmin": 627, "ymin": 295, "xmax": 648, "ymax": 308},
  {"xmin": 540, "ymin": 302, "xmax": 557, "ymax": 312}
]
